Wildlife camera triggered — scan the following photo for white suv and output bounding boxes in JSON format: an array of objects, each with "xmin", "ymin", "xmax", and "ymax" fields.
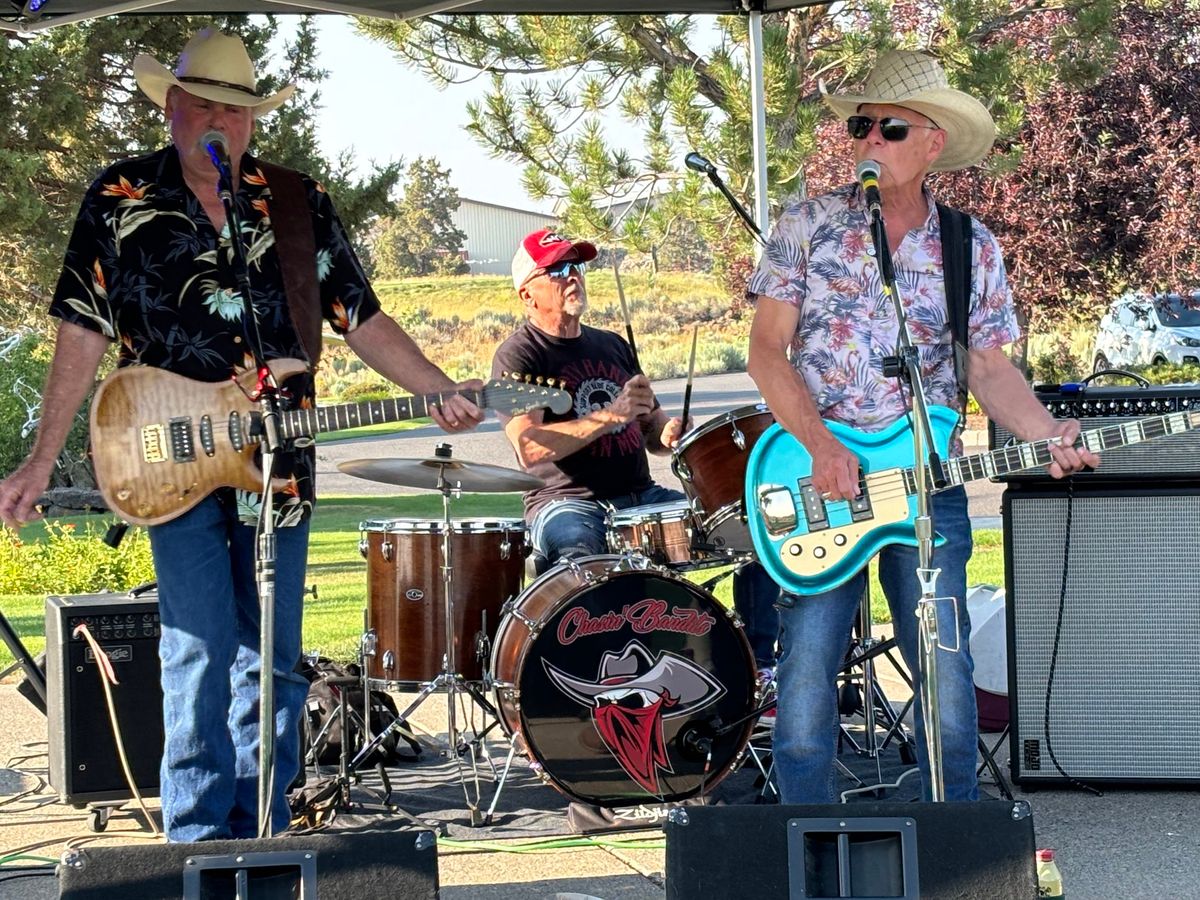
[{"xmin": 1092, "ymin": 291, "xmax": 1200, "ymax": 372}]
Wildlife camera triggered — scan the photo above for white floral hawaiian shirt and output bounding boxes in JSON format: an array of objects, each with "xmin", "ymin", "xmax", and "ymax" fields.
[{"xmin": 747, "ymin": 183, "xmax": 1020, "ymax": 442}]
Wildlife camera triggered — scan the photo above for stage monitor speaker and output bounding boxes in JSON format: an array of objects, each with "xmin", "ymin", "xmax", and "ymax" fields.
[
  {"xmin": 1005, "ymin": 485, "xmax": 1200, "ymax": 784},
  {"xmin": 45, "ymin": 589, "xmax": 164, "ymax": 806},
  {"xmin": 58, "ymin": 828, "xmax": 438, "ymax": 898},
  {"xmin": 664, "ymin": 800, "xmax": 1035, "ymax": 899}
]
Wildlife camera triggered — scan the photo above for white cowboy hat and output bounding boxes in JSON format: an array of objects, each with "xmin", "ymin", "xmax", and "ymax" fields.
[
  {"xmin": 134, "ymin": 27, "xmax": 295, "ymax": 118},
  {"xmin": 821, "ymin": 50, "xmax": 996, "ymax": 172}
]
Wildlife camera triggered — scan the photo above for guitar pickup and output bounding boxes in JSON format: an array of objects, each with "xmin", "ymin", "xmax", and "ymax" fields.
[
  {"xmin": 199, "ymin": 415, "xmax": 215, "ymax": 457},
  {"xmin": 756, "ymin": 484, "xmax": 797, "ymax": 536},
  {"xmin": 849, "ymin": 474, "xmax": 873, "ymax": 522},
  {"xmin": 798, "ymin": 481, "xmax": 829, "ymax": 531},
  {"xmin": 169, "ymin": 417, "xmax": 196, "ymax": 462}
]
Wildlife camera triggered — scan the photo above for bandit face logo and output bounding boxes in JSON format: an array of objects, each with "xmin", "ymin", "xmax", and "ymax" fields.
[{"xmin": 544, "ymin": 641, "xmax": 725, "ymax": 796}]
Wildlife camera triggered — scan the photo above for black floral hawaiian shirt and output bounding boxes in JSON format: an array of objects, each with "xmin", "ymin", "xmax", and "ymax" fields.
[{"xmin": 49, "ymin": 144, "xmax": 382, "ymax": 526}]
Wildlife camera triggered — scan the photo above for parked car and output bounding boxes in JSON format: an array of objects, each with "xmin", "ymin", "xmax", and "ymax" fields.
[{"xmin": 1092, "ymin": 291, "xmax": 1200, "ymax": 372}]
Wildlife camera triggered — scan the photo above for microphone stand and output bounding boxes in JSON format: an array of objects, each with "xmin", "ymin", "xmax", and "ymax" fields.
[
  {"xmin": 210, "ymin": 148, "xmax": 287, "ymax": 837},
  {"xmin": 865, "ymin": 197, "xmax": 957, "ymax": 802},
  {"xmin": 702, "ymin": 168, "xmax": 766, "ymax": 247}
]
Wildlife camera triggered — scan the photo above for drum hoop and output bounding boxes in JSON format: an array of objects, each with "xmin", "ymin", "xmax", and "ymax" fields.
[
  {"xmin": 359, "ymin": 517, "xmax": 527, "ymax": 534},
  {"xmin": 670, "ymin": 403, "xmax": 772, "ymax": 456},
  {"xmin": 607, "ymin": 501, "xmax": 693, "ymax": 526},
  {"xmin": 506, "ymin": 554, "xmax": 705, "ymax": 634}
]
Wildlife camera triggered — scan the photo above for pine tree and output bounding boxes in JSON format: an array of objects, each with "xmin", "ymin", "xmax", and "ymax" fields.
[
  {"xmin": 371, "ymin": 157, "xmax": 469, "ymax": 278},
  {"xmin": 0, "ymin": 16, "xmax": 401, "ymax": 329}
]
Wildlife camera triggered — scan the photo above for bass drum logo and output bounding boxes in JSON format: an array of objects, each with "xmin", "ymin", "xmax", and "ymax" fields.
[{"xmin": 543, "ymin": 641, "xmax": 725, "ymax": 795}]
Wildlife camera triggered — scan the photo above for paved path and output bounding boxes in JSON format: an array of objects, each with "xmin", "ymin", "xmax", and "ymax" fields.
[{"xmin": 316, "ymin": 371, "xmax": 1006, "ymax": 526}]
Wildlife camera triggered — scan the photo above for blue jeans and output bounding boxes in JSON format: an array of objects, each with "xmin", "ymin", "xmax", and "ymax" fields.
[
  {"xmin": 529, "ymin": 485, "xmax": 780, "ymax": 667},
  {"xmin": 148, "ymin": 493, "xmax": 311, "ymax": 841},
  {"xmin": 773, "ymin": 487, "xmax": 978, "ymax": 803}
]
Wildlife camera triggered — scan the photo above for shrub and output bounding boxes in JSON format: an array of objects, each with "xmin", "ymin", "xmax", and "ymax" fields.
[
  {"xmin": 337, "ymin": 379, "xmax": 394, "ymax": 403},
  {"xmin": 0, "ymin": 330, "xmax": 93, "ymax": 486},
  {"xmin": 0, "ymin": 519, "xmax": 155, "ymax": 595}
]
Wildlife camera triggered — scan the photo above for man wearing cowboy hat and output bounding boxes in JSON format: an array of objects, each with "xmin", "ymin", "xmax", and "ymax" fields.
[
  {"xmin": 746, "ymin": 50, "xmax": 1099, "ymax": 803},
  {"xmin": 0, "ymin": 27, "xmax": 482, "ymax": 841}
]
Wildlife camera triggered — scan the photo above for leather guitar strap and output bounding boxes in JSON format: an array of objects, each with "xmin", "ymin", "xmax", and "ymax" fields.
[{"xmin": 259, "ymin": 160, "xmax": 322, "ymax": 371}]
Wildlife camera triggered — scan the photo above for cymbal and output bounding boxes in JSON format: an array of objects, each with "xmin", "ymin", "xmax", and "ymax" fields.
[{"xmin": 337, "ymin": 456, "xmax": 545, "ymax": 492}]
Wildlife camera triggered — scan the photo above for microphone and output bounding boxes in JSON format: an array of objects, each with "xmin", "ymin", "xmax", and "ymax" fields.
[
  {"xmin": 684, "ymin": 151, "xmax": 718, "ymax": 176},
  {"xmin": 856, "ymin": 159, "xmax": 883, "ymax": 220},
  {"xmin": 199, "ymin": 130, "xmax": 231, "ymax": 174}
]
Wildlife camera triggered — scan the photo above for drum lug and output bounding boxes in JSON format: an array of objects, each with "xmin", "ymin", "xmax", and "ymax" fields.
[
  {"xmin": 358, "ymin": 536, "xmax": 368, "ymax": 559},
  {"xmin": 675, "ymin": 457, "xmax": 693, "ymax": 483},
  {"xmin": 565, "ymin": 557, "xmax": 596, "ymax": 583},
  {"xmin": 381, "ymin": 539, "xmax": 393, "ymax": 562},
  {"xmin": 500, "ymin": 536, "xmax": 513, "ymax": 560},
  {"xmin": 731, "ymin": 423, "xmax": 747, "ymax": 451}
]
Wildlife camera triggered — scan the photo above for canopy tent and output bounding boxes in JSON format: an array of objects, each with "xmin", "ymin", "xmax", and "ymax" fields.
[
  {"xmin": 4, "ymin": 0, "xmax": 815, "ymax": 26},
  {"xmin": 0, "ymin": 0, "xmax": 824, "ymax": 243}
]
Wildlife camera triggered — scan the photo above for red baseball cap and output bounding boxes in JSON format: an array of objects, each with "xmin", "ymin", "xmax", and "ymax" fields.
[{"xmin": 512, "ymin": 229, "xmax": 598, "ymax": 290}]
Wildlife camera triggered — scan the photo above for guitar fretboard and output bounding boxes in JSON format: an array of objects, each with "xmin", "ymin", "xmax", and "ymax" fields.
[
  {"xmin": 276, "ymin": 389, "xmax": 482, "ymax": 440},
  {"xmin": 901, "ymin": 409, "xmax": 1200, "ymax": 494}
]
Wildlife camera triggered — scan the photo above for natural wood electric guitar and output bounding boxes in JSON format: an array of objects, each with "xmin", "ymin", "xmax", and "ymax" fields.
[{"xmin": 90, "ymin": 358, "xmax": 570, "ymax": 526}]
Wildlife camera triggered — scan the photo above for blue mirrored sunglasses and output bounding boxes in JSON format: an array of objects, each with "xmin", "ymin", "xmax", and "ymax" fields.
[{"xmin": 541, "ymin": 260, "xmax": 587, "ymax": 279}]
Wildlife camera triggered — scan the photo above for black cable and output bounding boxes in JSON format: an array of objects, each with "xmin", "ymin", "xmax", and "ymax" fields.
[{"xmin": 1042, "ymin": 477, "xmax": 1102, "ymax": 796}]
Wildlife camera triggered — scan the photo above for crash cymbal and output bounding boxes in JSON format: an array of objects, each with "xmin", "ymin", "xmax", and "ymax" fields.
[{"xmin": 338, "ymin": 456, "xmax": 544, "ymax": 492}]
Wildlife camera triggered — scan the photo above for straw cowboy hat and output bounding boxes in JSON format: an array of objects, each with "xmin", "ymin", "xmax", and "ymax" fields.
[
  {"xmin": 134, "ymin": 27, "xmax": 295, "ymax": 118},
  {"xmin": 821, "ymin": 50, "xmax": 996, "ymax": 171}
]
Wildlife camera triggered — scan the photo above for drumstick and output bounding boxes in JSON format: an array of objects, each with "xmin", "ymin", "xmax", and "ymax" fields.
[
  {"xmin": 612, "ymin": 255, "xmax": 642, "ymax": 374},
  {"xmin": 680, "ymin": 325, "xmax": 698, "ymax": 432}
]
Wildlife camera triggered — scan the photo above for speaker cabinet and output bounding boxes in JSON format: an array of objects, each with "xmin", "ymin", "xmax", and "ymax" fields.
[
  {"xmin": 46, "ymin": 590, "xmax": 164, "ymax": 805},
  {"xmin": 58, "ymin": 829, "xmax": 438, "ymax": 898},
  {"xmin": 665, "ymin": 801, "xmax": 1036, "ymax": 899},
  {"xmin": 1005, "ymin": 485, "xmax": 1200, "ymax": 784}
]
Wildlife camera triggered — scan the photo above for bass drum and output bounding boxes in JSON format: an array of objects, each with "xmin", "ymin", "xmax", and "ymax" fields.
[{"xmin": 490, "ymin": 555, "xmax": 756, "ymax": 807}]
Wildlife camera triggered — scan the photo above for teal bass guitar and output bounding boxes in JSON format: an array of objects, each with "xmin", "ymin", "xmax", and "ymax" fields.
[{"xmin": 744, "ymin": 404, "xmax": 1200, "ymax": 595}]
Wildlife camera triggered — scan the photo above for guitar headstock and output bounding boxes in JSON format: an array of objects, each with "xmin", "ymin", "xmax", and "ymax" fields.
[{"xmin": 485, "ymin": 375, "xmax": 572, "ymax": 415}]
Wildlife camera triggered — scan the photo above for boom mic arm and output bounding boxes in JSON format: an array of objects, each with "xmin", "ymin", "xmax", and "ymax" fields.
[{"xmin": 684, "ymin": 151, "xmax": 766, "ymax": 246}]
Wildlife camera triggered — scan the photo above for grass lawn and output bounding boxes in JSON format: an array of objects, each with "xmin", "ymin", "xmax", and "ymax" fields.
[{"xmin": 0, "ymin": 495, "xmax": 1005, "ymax": 669}]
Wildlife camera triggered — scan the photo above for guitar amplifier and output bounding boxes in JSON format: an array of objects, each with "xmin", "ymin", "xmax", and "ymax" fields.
[
  {"xmin": 46, "ymin": 588, "xmax": 164, "ymax": 806},
  {"xmin": 1005, "ymin": 485, "xmax": 1200, "ymax": 784},
  {"xmin": 988, "ymin": 382, "xmax": 1200, "ymax": 481}
]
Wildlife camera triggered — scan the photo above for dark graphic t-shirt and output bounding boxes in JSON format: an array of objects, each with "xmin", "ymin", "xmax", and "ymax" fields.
[{"xmin": 491, "ymin": 322, "xmax": 653, "ymax": 518}]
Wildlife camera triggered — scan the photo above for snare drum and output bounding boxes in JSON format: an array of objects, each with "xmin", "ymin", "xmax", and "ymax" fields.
[
  {"xmin": 490, "ymin": 555, "xmax": 756, "ymax": 806},
  {"xmin": 671, "ymin": 405, "xmax": 775, "ymax": 553},
  {"xmin": 605, "ymin": 500, "xmax": 697, "ymax": 566},
  {"xmin": 360, "ymin": 517, "xmax": 527, "ymax": 684}
]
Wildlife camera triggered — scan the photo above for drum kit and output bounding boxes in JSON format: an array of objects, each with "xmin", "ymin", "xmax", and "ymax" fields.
[{"xmin": 334, "ymin": 406, "xmax": 783, "ymax": 822}]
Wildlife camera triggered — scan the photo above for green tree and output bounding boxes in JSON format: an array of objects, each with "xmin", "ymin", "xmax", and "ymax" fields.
[
  {"xmin": 371, "ymin": 157, "xmax": 469, "ymax": 279},
  {"xmin": 0, "ymin": 16, "xmax": 400, "ymax": 330},
  {"xmin": 358, "ymin": 4, "xmax": 1118, "ymax": 273}
]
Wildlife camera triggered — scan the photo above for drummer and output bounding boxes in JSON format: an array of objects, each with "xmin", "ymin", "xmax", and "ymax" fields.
[{"xmin": 490, "ymin": 229, "xmax": 780, "ymax": 680}]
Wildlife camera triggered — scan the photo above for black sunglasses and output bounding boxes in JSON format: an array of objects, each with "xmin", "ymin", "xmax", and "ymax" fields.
[{"xmin": 846, "ymin": 115, "xmax": 939, "ymax": 142}]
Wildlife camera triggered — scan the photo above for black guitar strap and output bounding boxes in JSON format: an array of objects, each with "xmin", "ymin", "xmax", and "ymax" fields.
[
  {"xmin": 258, "ymin": 160, "xmax": 322, "ymax": 372},
  {"xmin": 937, "ymin": 202, "xmax": 974, "ymax": 425}
]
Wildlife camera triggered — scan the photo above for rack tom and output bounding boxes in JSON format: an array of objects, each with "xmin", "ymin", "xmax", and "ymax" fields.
[
  {"xmin": 359, "ymin": 517, "xmax": 527, "ymax": 684},
  {"xmin": 671, "ymin": 405, "xmax": 775, "ymax": 553}
]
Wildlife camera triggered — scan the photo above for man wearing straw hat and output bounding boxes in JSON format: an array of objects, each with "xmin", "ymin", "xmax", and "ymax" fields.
[
  {"xmin": 0, "ymin": 27, "xmax": 482, "ymax": 841},
  {"xmin": 746, "ymin": 50, "xmax": 1099, "ymax": 802}
]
